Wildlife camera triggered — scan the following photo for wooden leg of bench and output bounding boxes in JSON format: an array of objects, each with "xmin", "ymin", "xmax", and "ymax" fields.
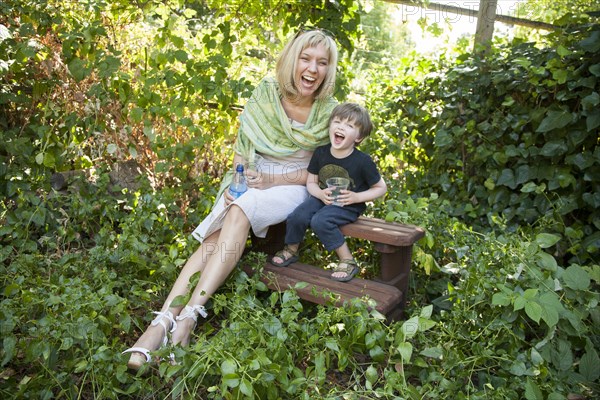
[{"xmin": 373, "ymin": 243, "xmax": 413, "ymax": 314}]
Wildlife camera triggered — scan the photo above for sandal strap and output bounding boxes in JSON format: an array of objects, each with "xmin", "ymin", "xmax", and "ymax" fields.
[
  {"xmin": 151, "ymin": 310, "xmax": 177, "ymax": 346},
  {"xmin": 176, "ymin": 305, "xmax": 208, "ymax": 323},
  {"xmin": 275, "ymin": 245, "xmax": 297, "ymax": 259},
  {"xmin": 151, "ymin": 310, "xmax": 177, "ymax": 332},
  {"xmin": 334, "ymin": 259, "xmax": 357, "ymax": 272},
  {"xmin": 122, "ymin": 347, "xmax": 152, "ymax": 363}
]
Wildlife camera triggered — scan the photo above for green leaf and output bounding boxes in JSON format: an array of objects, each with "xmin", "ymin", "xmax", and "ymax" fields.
[
  {"xmin": 536, "ymin": 252, "xmax": 557, "ymax": 271},
  {"xmin": 582, "ymin": 92, "xmax": 600, "ymax": 109},
  {"xmin": 239, "ymin": 379, "xmax": 253, "ymax": 396},
  {"xmin": 420, "ymin": 304, "xmax": 433, "ymax": 318},
  {"xmin": 263, "ymin": 316, "xmax": 282, "ymax": 336},
  {"xmin": 525, "ymin": 301, "xmax": 542, "ymax": 324},
  {"xmin": 397, "ymin": 342, "xmax": 413, "ymax": 362},
  {"xmin": 579, "ymin": 30, "xmax": 600, "ymax": 52},
  {"xmin": 524, "ymin": 378, "xmax": 543, "ymax": 400},
  {"xmin": 221, "ymin": 359, "xmax": 238, "ymax": 386},
  {"xmin": 369, "ymin": 345, "xmax": 386, "ymax": 362},
  {"xmin": 540, "ymin": 141, "xmax": 566, "ymax": 157},
  {"xmin": 552, "ymin": 69, "xmax": 568, "ymax": 84},
  {"xmin": 579, "ymin": 348, "xmax": 600, "ymax": 382},
  {"xmin": 67, "ymin": 58, "xmax": 91, "ymax": 82},
  {"xmin": 536, "ymin": 110, "xmax": 572, "ymax": 133},
  {"xmin": 509, "ymin": 360, "xmax": 527, "ymax": 376},
  {"xmin": 2, "ymin": 336, "xmax": 16, "ymax": 367},
  {"xmin": 535, "ymin": 233, "xmax": 561, "ymax": 248},
  {"xmin": 419, "ymin": 347, "xmax": 443, "ymax": 359},
  {"xmin": 520, "ymin": 182, "xmax": 539, "ymax": 193},
  {"xmin": 538, "ymin": 293, "xmax": 563, "ymax": 327},
  {"xmin": 365, "ymin": 365, "xmax": 378, "ymax": 384},
  {"xmin": 497, "ymin": 169, "xmax": 516, "ymax": 189},
  {"xmin": 325, "ymin": 339, "xmax": 339, "ymax": 352},
  {"xmin": 130, "ymin": 107, "xmax": 143, "ymax": 123},
  {"xmin": 513, "ymin": 296, "xmax": 526, "ymax": 311},
  {"xmin": 548, "ymin": 394, "xmax": 565, "ymax": 400},
  {"xmin": 553, "ymin": 339, "xmax": 573, "ymax": 371},
  {"xmin": 401, "ymin": 316, "xmax": 419, "ymax": 339},
  {"xmin": 562, "ymin": 265, "xmax": 590, "ymax": 290},
  {"xmin": 492, "ymin": 292, "xmax": 511, "ymax": 306},
  {"xmin": 586, "ymin": 112, "xmax": 600, "ymax": 132},
  {"xmin": 556, "ymin": 45, "xmax": 571, "ymax": 56},
  {"xmin": 418, "ymin": 317, "xmax": 436, "ymax": 332},
  {"xmin": 170, "ymin": 294, "xmax": 188, "ymax": 307}
]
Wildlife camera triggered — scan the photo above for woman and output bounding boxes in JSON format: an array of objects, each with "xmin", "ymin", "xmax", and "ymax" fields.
[{"xmin": 123, "ymin": 29, "xmax": 339, "ymax": 370}]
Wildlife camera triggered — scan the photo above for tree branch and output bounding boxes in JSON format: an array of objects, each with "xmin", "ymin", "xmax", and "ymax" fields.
[{"xmin": 385, "ymin": 0, "xmax": 557, "ymax": 31}]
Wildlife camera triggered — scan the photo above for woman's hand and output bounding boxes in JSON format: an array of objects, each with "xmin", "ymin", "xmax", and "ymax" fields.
[
  {"xmin": 223, "ymin": 187, "xmax": 235, "ymax": 206},
  {"xmin": 246, "ymin": 169, "xmax": 271, "ymax": 190}
]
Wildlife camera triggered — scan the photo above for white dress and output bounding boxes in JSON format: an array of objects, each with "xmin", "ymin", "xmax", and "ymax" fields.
[{"xmin": 192, "ymin": 123, "xmax": 313, "ymax": 242}]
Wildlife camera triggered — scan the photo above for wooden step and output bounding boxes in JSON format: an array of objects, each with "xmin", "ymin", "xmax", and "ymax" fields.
[{"xmin": 242, "ymin": 261, "xmax": 402, "ymax": 315}]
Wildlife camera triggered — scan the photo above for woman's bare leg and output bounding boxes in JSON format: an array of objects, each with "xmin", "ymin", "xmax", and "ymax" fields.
[
  {"xmin": 126, "ymin": 229, "xmax": 221, "ymax": 355},
  {"xmin": 171, "ymin": 205, "xmax": 251, "ymax": 345}
]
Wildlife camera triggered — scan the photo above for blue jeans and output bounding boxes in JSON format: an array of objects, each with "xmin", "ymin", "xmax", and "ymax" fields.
[{"xmin": 285, "ymin": 196, "xmax": 360, "ymax": 251}]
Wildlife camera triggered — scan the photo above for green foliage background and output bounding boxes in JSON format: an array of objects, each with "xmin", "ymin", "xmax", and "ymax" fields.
[{"xmin": 1, "ymin": 0, "xmax": 599, "ymax": 399}]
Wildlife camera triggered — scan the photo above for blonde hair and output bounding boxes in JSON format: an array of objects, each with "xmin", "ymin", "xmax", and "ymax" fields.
[{"xmin": 275, "ymin": 30, "xmax": 338, "ymax": 101}]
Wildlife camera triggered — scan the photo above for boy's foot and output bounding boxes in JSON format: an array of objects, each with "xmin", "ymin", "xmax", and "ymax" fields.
[
  {"xmin": 270, "ymin": 245, "xmax": 299, "ymax": 267},
  {"xmin": 330, "ymin": 259, "xmax": 359, "ymax": 282}
]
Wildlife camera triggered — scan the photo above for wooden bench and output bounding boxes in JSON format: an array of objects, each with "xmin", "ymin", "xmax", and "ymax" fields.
[{"xmin": 242, "ymin": 216, "xmax": 425, "ymax": 321}]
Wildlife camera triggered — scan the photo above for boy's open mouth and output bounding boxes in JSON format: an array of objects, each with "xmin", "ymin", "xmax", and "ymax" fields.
[{"xmin": 333, "ymin": 132, "xmax": 345, "ymax": 144}]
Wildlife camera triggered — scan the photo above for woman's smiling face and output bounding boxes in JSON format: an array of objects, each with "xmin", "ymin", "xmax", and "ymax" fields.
[{"xmin": 294, "ymin": 43, "xmax": 329, "ymax": 99}]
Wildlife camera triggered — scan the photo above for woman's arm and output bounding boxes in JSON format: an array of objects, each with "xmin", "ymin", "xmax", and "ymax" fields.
[{"xmin": 246, "ymin": 162, "xmax": 309, "ymax": 189}]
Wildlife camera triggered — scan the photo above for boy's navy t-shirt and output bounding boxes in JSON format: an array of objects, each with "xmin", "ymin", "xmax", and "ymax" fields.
[{"xmin": 307, "ymin": 144, "xmax": 381, "ymax": 214}]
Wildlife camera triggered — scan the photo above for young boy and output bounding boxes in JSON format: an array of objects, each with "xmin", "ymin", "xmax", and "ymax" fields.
[{"xmin": 270, "ymin": 103, "xmax": 387, "ymax": 282}]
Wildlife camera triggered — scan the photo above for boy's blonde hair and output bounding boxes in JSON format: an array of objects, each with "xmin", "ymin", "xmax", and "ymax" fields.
[
  {"xmin": 276, "ymin": 30, "xmax": 338, "ymax": 100},
  {"xmin": 329, "ymin": 103, "xmax": 373, "ymax": 141}
]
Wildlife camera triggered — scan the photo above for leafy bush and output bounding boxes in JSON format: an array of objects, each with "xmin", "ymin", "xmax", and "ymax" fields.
[
  {"xmin": 368, "ymin": 24, "xmax": 600, "ymax": 263},
  {"xmin": 1, "ymin": 0, "xmax": 598, "ymax": 399},
  {"xmin": 383, "ymin": 194, "xmax": 599, "ymax": 399}
]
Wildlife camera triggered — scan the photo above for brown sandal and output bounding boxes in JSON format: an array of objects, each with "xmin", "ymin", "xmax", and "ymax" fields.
[
  {"xmin": 270, "ymin": 245, "xmax": 299, "ymax": 267},
  {"xmin": 331, "ymin": 259, "xmax": 359, "ymax": 282}
]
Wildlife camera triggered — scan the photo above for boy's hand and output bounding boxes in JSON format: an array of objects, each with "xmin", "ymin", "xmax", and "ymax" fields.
[
  {"xmin": 321, "ymin": 188, "xmax": 334, "ymax": 205},
  {"xmin": 335, "ymin": 190, "xmax": 356, "ymax": 206}
]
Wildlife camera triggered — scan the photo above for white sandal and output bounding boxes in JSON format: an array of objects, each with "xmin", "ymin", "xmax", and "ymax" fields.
[
  {"xmin": 123, "ymin": 310, "xmax": 177, "ymax": 370},
  {"xmin": 168, "ymin": 305, "xmax": 208, "ymax": 365},
  {"xmin": 176, "ymin": 304, "xmax": 208, "ymax": 325}
]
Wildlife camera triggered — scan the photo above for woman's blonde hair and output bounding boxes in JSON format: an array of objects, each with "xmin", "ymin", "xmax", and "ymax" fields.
[{"xmin": 275, "ymin": 29, "xmax": 338, "ymax": 101}]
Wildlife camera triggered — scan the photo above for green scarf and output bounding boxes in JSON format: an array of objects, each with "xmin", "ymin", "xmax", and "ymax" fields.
[{"xmin": 215, "ymin": 76, "xmax": 337, "ymax": 203}]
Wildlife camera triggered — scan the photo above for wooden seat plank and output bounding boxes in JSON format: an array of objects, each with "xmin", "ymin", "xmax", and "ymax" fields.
[
  {"xmin": 242, "ymin": 261, "xmax": 402, "ymax": 315},
  {"xmin": 340, "ymin": 216, "xmax": 425, "ymax": 246}
]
